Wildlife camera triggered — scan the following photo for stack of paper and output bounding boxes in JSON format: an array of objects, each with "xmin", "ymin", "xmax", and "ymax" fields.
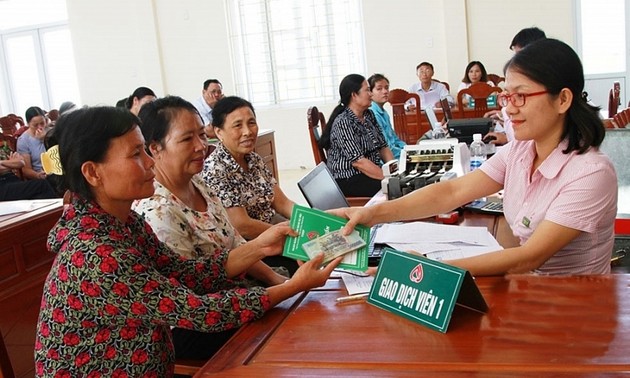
[{"xmin": 373, "ymin": 221, "xmax": 502, "ymax": 261}]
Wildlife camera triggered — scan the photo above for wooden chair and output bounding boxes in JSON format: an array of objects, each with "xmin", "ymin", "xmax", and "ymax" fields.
[
  {"xmin": 306, "ymin": 106, "xmax": 370, "ymax": 207},
  {"xmin": 0, "ymin": 114, "xmax": 24, "ymax": 136},
  {"xmin": 612, "ymin": 108, "xmax": 629, "ymax": 128},
  {"xmin": 456, "ymin": 82, "xmax": 502, "ymax": 118},
  {"xmin": 434, "ymin": 79, "xmax": 450, "ymax": 92},
  {"xmin": 388, "ymin": 88, "xmax": 422, "ymax": 144},
  {"xmin": 307, "ymin": 106, "xmax": 328, "ymax": 164},
  {"xmin": 46, "ymin": 109, "xmax": 59, "ymax": 121},
  {"xmin": 487, "ymin": 74, "xmax": 505, "ymax": 87},
  {"xmin": 608, "ymin": 82, "xmax": 621, "ymax": 118},
  {"xmin": 0, "ymin": 330, "xmax": 15, "ymax": 378}
]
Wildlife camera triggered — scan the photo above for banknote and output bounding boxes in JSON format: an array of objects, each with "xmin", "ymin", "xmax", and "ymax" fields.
[{"xmin": 302, "ymin": 230, "xmax": 366, "ymax": 264}]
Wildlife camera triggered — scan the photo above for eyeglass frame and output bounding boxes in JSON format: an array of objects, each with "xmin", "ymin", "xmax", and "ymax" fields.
[{"xmin": 497, "ymin": 90, "xmax": 548, "ymax": 107}]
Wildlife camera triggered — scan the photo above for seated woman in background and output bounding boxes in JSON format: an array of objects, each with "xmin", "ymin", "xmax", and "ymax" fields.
[
  {"xmin": 134, "ymin": 96, "xmax": 296, "ymax": 358},
  {"xmin": 457, "ymin": 61, "xmax": 495, "ymax": 107},
  {"xmin": 336, "ymin": 39, "xmax": 617, "ymax": 276},
  {"xmin": 126, "ymin": 86, "xmax": 156, "ymax": 115},
  {"xmin": 0, "ymin": 149, "xmax": 56, "ymax": 201},
  {"xmin": 319, "ymin": 74, "xmax": 394, "ymax": 197},
  {"xmin": 34, "ymin": 106, "xmax": 340, "ymax": 376},
  {"xmin": 16, "ymin": 106, "xmax": 47, "ymax": 180},
  {"xmin": 368, "ymin": 73, "xmax": 406, "ymax": 161}
]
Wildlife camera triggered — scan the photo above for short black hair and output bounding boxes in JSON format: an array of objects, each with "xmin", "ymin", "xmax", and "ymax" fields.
[
  {"xmin": 510, "ymin": 27, "xmax": 546, "ymax": 50},
  {"xmin": 416, "ymin": 62, "xmax": 434, "ymax": 71},
  {"xmin": 137, "ymin": 95, "xmax": 202, "ymax": 154},
  {"xmin": 211, "ymin": 96, "xmax": 255, "ymax": 129},
  {"xmin": 203, "ymin": 79, "xmax": 222, "ymax": 90},
  {"xmin": 55, "ymin": 106, "xmax": 139, "ymax": 200},
  {"xmin": 367, "ymin": 73, "xmax": 389, "ymax": 90}
]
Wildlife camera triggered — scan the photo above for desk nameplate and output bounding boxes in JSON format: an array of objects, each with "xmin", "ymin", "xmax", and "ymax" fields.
[{"xmin": 368, "ymin": 248, "xmax": 487, "ymax": 333}]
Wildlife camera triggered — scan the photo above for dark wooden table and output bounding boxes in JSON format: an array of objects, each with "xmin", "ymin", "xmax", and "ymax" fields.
[
  {"xmin": 196, "ymin": 274, "xmax": 630, "ymax": 376},
  {"xmin": 195, "ymin": 211, "xmax": 627, "ymax": 377}
]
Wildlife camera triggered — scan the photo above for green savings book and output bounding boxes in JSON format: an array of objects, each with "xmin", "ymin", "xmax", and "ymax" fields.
[{"xmin": 283, "ymin": 204, "xmax": 369, "ymax": 271}]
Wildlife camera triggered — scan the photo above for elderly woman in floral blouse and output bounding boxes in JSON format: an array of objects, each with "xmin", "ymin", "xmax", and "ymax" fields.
[
  {"xmin": 201, "ymin": 96, "xmax": 295, "ymax": 240},
  {"xmin": 133, "ymin": 95, "xmax": 302, "ymax": 359},
  {"xmin": 34, "ymin": 106, "xmax": 339, "ymax": 377}
]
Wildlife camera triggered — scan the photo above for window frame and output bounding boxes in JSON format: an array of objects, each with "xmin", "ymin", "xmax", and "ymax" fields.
[{"xmin": 226, "ymin": 0, "xmax": 367, "ymax": 108}]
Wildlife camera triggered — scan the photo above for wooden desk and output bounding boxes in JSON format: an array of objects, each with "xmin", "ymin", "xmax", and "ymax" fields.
[
  {"xmin": 401, "ymin": 107, "xmax": 499, "ymax": 144},
  {"xmin": 255, "ymin": 129, "xmax": 278, "ymax": 180},
  {"xmin": 0, "ymin": 200, "xmax": 62, "ymax": 376},
  {"xmin": 196, "ymin": 274, "xmax": 630, "ymax": 376},
  {"xmin": 0, "ymin": 199, "xmax": 62, "ymax": 300}
]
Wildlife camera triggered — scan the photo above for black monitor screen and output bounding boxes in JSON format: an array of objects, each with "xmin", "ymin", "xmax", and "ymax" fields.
[
  {"xmin": 447, "ymin": 118, "xmax": 492, "ymax": 145},
  {"xmin": 298, "ymin": 162, "xmax": 349, "ymax": 210}
]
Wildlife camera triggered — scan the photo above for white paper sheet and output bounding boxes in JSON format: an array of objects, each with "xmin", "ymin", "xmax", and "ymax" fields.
[
  {"xmin": 0, "ymin": 199, "xmax": 59, "ymax": 216},
  {"xmin": 340, "ymin": 272, "xmax": 374, "ymax": 295}
]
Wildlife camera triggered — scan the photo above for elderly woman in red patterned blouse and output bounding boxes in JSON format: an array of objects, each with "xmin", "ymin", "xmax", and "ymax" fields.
[{"xmin": 34, "ymin": 106, "xmax": 340, "ymax": 377}]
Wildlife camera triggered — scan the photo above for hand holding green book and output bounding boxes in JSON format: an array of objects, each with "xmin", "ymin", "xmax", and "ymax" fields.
[{"xmin": 283, "ymin": 205, "xmax": 369, "ymax": 272}]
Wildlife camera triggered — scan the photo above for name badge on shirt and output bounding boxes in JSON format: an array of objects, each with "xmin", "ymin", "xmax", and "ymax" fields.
[{"xmin": 521, "ymin": 216, "xmax": 531, "ymax": 228}]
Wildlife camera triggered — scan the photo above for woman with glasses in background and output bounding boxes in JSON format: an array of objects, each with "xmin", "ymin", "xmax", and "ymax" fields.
[{"xmin": 334, "ymin": 39, "xmax": 617, "ymax": 276}]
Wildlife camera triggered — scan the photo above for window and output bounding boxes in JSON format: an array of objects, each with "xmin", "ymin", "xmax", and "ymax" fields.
[
  {"xmin": 226, "ymin": 0, "xmax": 366, "ymax": 106},
  {"xmin": 0, "ymin": 0, "xmax": 80, "ymax": 118},
  {"xmin": 579, "ymin": 0, "xmax": 626, "ymax": 75}
]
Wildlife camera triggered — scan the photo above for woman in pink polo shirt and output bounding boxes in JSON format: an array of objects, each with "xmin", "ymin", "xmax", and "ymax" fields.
[{"xmin": 336, "ymin": 38, "xmax": 617, "ymax": 276}]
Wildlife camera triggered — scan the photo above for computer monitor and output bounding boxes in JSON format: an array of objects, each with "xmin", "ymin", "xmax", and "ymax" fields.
[
  {"xmin": 447, "ymin": 118, "xmax": 492, "ymax": 145},
  {"xmin": 440, "ymin": 96, "xmax": 492, "ymax": 144},
  {"xmin": 297, "ymin": 162, "xmax": 349, "ymax": 210}
]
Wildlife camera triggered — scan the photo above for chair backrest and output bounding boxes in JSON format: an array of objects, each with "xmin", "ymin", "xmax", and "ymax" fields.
[
  {"xmin": 46, "ymin": 109, "xmax": 59, "ymax": 122},
  {"xmin": 389, "ymin": 88, "xmax": 421, "ymax": 144},
  {"xmin": 608, "ymin": 82, "xmax": 621, "ymax": 118},
  {"xmin": 434, "ymin": 79, "xmax": 450, "ymax": 92},
  {"xmin": 487, "ymin": 74, "xmax": 505, "ymax": 87},
  {"xmin": 0, "ymin": 114, "xmax": 24, "ymax": 136},
  {"xmin": 457, "ymin": 82, "xmax": 502, "ymax": 118},
  {"xmin": 307, "ymin": 106, "xmax": 327, "ymax": 164},
  {"xmin": 612, "ymin": 108, "xmax": 629, "ymax": 128}
]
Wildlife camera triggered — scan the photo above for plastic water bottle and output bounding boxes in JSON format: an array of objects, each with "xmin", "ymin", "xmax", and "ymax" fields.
[{"xmin": 469, "ymin": 133, "xmax": 486, "ymax": 171}]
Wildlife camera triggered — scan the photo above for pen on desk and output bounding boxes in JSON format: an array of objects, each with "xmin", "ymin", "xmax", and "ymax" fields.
[{"xmin": 336, "ymin": 293, "xmax": 369, "ymax": 303}]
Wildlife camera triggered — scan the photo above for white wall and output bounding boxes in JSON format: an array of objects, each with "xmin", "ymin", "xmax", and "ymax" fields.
[{"xmin": 66, "ymin": 0, "xmax": 574, "ymax": 170}]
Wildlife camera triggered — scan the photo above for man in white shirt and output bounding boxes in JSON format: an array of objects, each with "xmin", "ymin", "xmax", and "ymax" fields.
[
  {"xmin": 193, "ymin": 79, "xmax": 225, "ymax": 138},
  {"xmin": 408, "ymin": 62, "xmax": 454, "ymax": 110}
]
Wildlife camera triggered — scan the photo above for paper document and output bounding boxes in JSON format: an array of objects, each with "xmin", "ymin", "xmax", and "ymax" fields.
[
  {"xmin": 373, "ymin": 222, "xmax": 502, "ymax": 261},
  {"xmin": 340, "ymin": 272, "xmax": 374, "ymax": 295},
  {"xmin": 0, "ymin": 199, "xmax": 60, "ymax": 216}
]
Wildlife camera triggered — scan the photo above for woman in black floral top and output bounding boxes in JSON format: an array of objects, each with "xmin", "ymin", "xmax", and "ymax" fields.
[
  {"xmin": 34, "ymin": 106, "xmax": 340, "ymax": 377},
  {"xmin": 201, "ymin": 96, "xmax": 295, "ymax": 241}
]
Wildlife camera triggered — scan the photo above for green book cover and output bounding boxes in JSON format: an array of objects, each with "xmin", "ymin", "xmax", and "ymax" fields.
[{"xmin": 283, "ymin": 204, "xmax": 369, "ymax": 271}]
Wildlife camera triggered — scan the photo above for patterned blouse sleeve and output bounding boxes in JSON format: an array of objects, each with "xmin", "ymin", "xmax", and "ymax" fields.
[
  {"xmin": 366, "ymin": 109, "xmax": 388, "ymax": 150},
  {"xmin": 68, "ymin": 219, "xmax": 271, "ymax": 332},
  {"xmin": 331, "ymin": 115, "xmax": 363, "ymax": 162}
]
